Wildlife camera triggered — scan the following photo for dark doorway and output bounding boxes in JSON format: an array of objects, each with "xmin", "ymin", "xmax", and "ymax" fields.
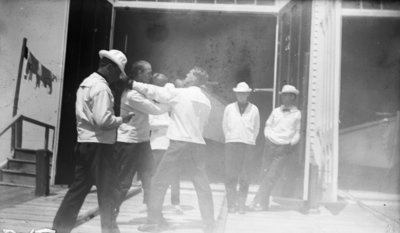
[{"xmin": 55, "ymin": 0, "xmax": 112, "ymax": 184}]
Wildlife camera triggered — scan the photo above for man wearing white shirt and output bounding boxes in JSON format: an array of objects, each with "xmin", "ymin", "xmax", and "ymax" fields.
[
  {"xmin": 53, "ymin": 50, "xmax": 133, "ymax": 233},
  {"xmin": 134, "ymin": 67, "xmax": 214, "ymax": 233},
  {"xmin": 250, "ymin": 84, "xmax": 301, "ymax": 211},
  {"xmin": 114, "ymin": 61, "xmax": 169, "ymax": 211},
  {"xmin": 149, "ymin": 73, "xmax": 182, "ymax": 214},
  {"xmin": 222, "ymin": 82, "xmax": 260, "ymax": 214}
]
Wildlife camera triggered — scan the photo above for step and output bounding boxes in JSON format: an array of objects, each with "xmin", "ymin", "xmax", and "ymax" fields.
[
  {"xmin": 7, "ymin": 158, "xmax": 36, "ymax": 174},
  {"xmin": 14, "ymin": 148, "xmax": 37, "ymax": 161},
  {"xmin": 1, "ymin": 169, "xmax": 36, "ymax": 186},
  {"xmin": 0, "ymin": 181, "xmax": 35, "ymax": 188}
]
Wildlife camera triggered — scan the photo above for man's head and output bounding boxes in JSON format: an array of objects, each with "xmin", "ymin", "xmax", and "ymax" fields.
[
  {"xmin": 183, "ymin": 66, "xmax": 209, "ymax": 87},
  {"xmin": 130, "ymin": 60, "xmax": 152, "ymax": 83},
  {"xmin": 152, "ymin": 73, "xmax": 169, "ymax": 87},
  {"xmin": 279, "ymin": 85, "xmax": 299, "ymax": 106},
  {"xmin": 98, "ymin": 50, "xmax": 127, "ymax": 83},
  {"xmin": 233, "ymin": 82, "xmax": 252, "ymax": 104}
]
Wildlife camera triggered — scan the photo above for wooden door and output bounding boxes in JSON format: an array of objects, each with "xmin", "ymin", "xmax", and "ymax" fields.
[
  {"xmin": 274, "ymin": 0, "xmax": 312, "ymax": 198},
  {"xmin": 55, "ymin": 0, "xmax": 113, "ymax": 184}
]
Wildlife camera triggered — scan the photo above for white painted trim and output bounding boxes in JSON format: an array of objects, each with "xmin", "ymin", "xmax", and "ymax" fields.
[
  {"xmin": 51, "ymin": 0, "xmax": 71, "ymax": 185},
  {"xmin": 332, "ymin": 0, "xmax": 342, "ymax": 203},
  {"xmin": 342, "ymin": 8, "xmax": 400, "ymax": 18},
  {"xmin": 114, "ymin": 1, "xmax": 279, "ymax": 14}
]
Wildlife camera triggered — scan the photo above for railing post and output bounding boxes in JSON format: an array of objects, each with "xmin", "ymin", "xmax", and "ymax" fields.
[
  {"xmin": 15, "ymin": 118, "xmax": 23, "ymax": 149},
  {"xmin": 45, "ymin": 127, "xmax": 49, "ymax": 150},
  {"xmin": 36, "ymin": 149, "xmax": 50, "ymax": 196}
]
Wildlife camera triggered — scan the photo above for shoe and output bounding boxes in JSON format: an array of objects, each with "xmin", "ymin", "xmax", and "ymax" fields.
[
  {"xmin": 137, "ymin": 223, "xmax": 159, "ymax": 232},
  {"xmin": 249, "ymin": 203, "xmax": 264, "ymax": 212},
  {"xmin": 238, "ymin": 206, "xmax": 246, "ymax": 214},
  {"xmin": 137, "ymin": 220, "xmax": 169, "ymax": 232},
  {"xmin": 173, "ymin": 205, "xmax": 184, "ymax": 215},
  {"xmin": 228, "ymin": 205, "xmax": 236, "ymax": 213}
]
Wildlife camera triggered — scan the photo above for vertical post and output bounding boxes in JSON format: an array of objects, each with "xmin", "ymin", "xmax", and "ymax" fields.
[
  {"xmin": 12, "ymin": 38, "xmax": 27, "ymax": 151},
  {"xmin": 15, "ymin": 118, "xmax": 23, "ymax": 149},
  {"xmin": 36, "ymin": 149, "xmax": 50, "ymax": 196},
  {"xmin": 45, "ymin": 127, "xmax": 49, "ymax": 151}
]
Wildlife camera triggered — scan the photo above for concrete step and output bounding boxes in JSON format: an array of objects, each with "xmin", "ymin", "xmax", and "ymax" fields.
[{"xmin": 1, "ymin": 169, "xmax": 36, "ymax": 186}]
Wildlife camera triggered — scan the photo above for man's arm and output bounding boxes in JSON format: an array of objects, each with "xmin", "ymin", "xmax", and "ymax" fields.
[
  {"xmin": 91, "ymin": 90, "xmax": 122, "ymax": 130},
  {"xmin": 127, "ymin": 91, "xmax": 169, "ymax": 115},
  {"xmin": 132, "ymin": 81, "xmax": 178, "ymax": 104},
  {"xmin": 254, "ymin": 107, "xmax": 260, "ymax": 140},
  {"xmin": 290, "ymin": 112, "xmax": 301, "ymax": 145}
]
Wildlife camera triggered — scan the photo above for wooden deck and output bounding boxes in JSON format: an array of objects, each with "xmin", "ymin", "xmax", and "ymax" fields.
[{"xmin": 0, "ymin": 183, "xmax": 396, "ymax": 233}]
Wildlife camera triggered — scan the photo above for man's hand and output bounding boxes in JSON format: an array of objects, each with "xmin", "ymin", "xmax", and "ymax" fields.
[{"xmin": 122, "ymin": 112, "xmax": 134, "ymax": 123}]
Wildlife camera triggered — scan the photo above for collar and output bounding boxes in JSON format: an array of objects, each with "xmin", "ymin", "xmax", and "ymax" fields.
[{"xmin": 280, "ymin": 105, "xmax": 297, "ymax": 113}]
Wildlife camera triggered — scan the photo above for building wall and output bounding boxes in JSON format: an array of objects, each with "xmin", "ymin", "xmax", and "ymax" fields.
[{"xmin": 0, "ymin": 0, "xmax": 69, "ymax": 161}]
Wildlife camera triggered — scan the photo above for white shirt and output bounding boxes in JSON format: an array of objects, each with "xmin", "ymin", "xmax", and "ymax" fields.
[
  {"xmin": 264, "ymin": 105, "xmax": 301, "ymax": 145},
  {"xmin": 149, "ymin": 113, "xmax": 170, "ymax": 150},
  {"xmin": 75, "ymin": 72, "xmax": 122, "ymax": 144},
  {"xmin": 132, "ymin": 82, "xmax": 211, "ymax": 144},
  {"xmin": 117, "ymin": 89, "xmax": 169, "ymax": 143},
  {"xmin": 222, "ymin": 102, "xmax": 260, "ymax": 145}
]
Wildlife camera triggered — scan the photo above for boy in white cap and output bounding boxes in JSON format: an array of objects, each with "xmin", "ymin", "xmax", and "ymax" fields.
[
  {"xmin": 222, "ymin": 82, "xmax": 260, "ymax": 214},
  {"xmin": 249, "ymin": 84, "xmax": 301, "ymax": 211},
  {"xmin": 53, "ymin": 50, "xmax": 133, "ymax": 233}
]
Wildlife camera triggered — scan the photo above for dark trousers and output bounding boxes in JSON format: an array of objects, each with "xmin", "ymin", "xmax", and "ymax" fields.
[
  {"xmin": 224, "ymin": 142, "xmax": 254, "ymax": 208},
  {"xmin": 147, "ymin": 140, "xmax": 214, "ymax": 227},
  {"xmin": 153, "ymin": 149, "xmax": 181, "ymax": 205},
  {"xmin": 252, "ymin": 139, "xmax": 292, "ymax": 208},
  {"xmin": 113, "ymin": 141, "xmax": 154, "ymax": 207},
  {"xmin": 53, "ymin": 143, "xmax": 120, "ymax": 233}
]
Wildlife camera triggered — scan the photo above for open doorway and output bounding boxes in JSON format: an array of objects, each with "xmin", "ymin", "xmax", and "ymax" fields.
[
  {"xmin": 339, "ymin": 17, "xmax": 400, "ymax": 194},
  {"xmin": 112, "ymin": 8, "xmax": 277, "ymax": 184}
]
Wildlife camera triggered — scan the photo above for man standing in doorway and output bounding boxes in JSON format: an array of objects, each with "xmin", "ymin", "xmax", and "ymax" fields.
[
  {"xmin": 223, "ymin": 82, "xmax": 260, "ymax": 214},
  {"xmin": 52, "ymin": 49, "xmax": 132, "ymax": 233},
  {"xmin": 134, "ymin": 67, "xmax": 215, "ymax": 233},
  {"xmin": 249, "ymin": 84, "xmax": 301, "ymax": 211}
]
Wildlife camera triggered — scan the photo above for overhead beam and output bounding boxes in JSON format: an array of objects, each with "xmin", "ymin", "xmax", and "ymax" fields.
[
  {"xmin": 342, "ymin": 9, "xmax": 400, "ymax": 18},
  {"xmin": 114, "ymin": 1, "xmax": 279, "ymax": 14}
]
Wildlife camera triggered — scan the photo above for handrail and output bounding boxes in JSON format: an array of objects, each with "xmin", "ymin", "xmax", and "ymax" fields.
[
  {"xmin": 0, "ymin": 114, "xmax": 23, "ymax": 137},
  {"xmin": 0, "ymin": 114, "xmax": 55, "ymax": 150}
]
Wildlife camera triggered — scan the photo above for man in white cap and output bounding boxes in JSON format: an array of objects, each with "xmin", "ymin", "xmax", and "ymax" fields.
[
  {"xmin": 222, "ymin": 82, "xmax": 260, "ymax": 214},
  {"xmin": 53, "ymin": 49, "xmax": 133, "ymax": 233},
  {"xmin": 249, "ymin": 84, "xmax": 301, "ymax": 211}
]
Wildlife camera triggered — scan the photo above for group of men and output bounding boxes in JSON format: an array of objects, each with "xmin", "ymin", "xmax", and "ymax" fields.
[{"xmin": 51, "ymin": 49, "xmax": 301, "ymax": 233}]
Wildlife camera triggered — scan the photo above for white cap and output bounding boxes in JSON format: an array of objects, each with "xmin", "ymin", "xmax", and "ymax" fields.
[
  {"xmin": 99, "ymin": 49, "xmax": 127, "ymax": 78},
  {"xmin": 233, "ymin": 82, "xmax": 252, "ymax": 92},
  {"xmin": 279, "ymin": 84, "xmax": 299, "ymax": 95}
]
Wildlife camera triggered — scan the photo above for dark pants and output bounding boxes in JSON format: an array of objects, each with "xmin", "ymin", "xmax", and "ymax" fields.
[
  {"xmin": 224, "ymin": 142, "xmax": 254, "ymax": 208},
  {"xmin": 113, "ymin": 141, "xmax": 154, "ymax": 207},
  {"xmin": 252, "ymin": 139, "xmax": 292, "ymax": 208},
  {"xmin": 153, "ymin": 149, "xmax": 181, "ymax": 205},
  {"xmin": 53, "ymin": 143, "xmax": 120, "ymax": 233},
  {"xmin": 147, "ymin": 140, "xmax": 214, "ymax": 227}
]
